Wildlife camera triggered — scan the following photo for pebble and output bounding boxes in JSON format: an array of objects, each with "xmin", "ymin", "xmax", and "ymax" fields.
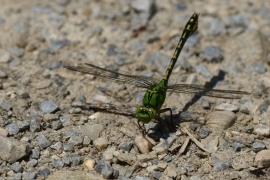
[
  {"xmin": 93, "ymin": 137, "xmax": 108, "ymax": 151},
  {"xmin": 17, "ymin": 120, "xmax": 30, "ymax": 131},
  {"xmin": 10, "ymin": 163, "xmax": 23, "ymax": 173},
  {"xmin": 134, "ymin": 135, "xmax": 151, "ymax": 154},
  {"xmin": 22, "ymin": 172, "xmax": 37, "ymax": 180},
  {"xmin": 39, "ymin": 100, "xmax": 59, "ymax": 114},
  {"xmin": 134, "ymin": 176, "xmax": 150, "ymax": 180},
  {"xmin": 85, "ymin": 159, "xmax": 95, "ymax": 170},
  {"xmin": 51, "ymin": 120, "xmax": 62, "ymax": 130},
  {"xmin": 0, "ymin": 135, "xmax": 29, "ymax": 163},
  {"xmin": 51, "ymin": 159, "xmax": 64, "ymax": 169},
  {"xmin": 36, "ymin": 133, "xmax": 51, "ymax": 148},
  {"xmin": 6, "ymin": 123, "xmax": 19, "ymax": 135},
  {"xmin": 62, "ymin": 156, "xmax": 71, "ymax": 165},
  {"xmin": 211, "ymin": 154, "xmax": 231, "ymax": 171},
  {"xmin": 0, "ymin": 53, "xmax": 12, "ymax": 63},
  {"xmin": 252, "ymin": 142, "xmax": 266, "ymax": 152},
  {"xmin": 95, "ymin": 159, "xmax": 115, "ymax": 179},
  {"xmin": 254, "ymin": 124, "xmax": 270, "ymax": 138},
  {"xmin": 0, "ymin": 99, "xmax": 12, "ymax": 111},
  {"xmin": 70, "ymin": 154, "xmax": 82, "ymax": 166},
  {"xmin": 113, "ymin": 151, "xmax": 136, "ymax": 165},
  {"xmin": 33, "ymin": 79, "xmax": 52, "ymax": 89},
  {"xmin": 81, "ymin": 123, "xmax": 104, "ymax": 140},
  {"xmin": 231, "ymin": 140, "xmax": 245, "ymax": 151},
  {"xmin": 63, "ymin": 144, "xmax": 74, "ymax": 152},
  {"xmin": 29, "ymin": 118, "xmax": 41, "ymax": 132},
  {"xmin": 215, "ymin": 103, "xmax": 239, "ymax": 112},
  {"xmin": 49, "ymin": 39, "xmax": 70, "ymax": 52},
  {"xmin": 46, "ymin": 171, "xmax": 103, "ymax": 180},
  {"xmin": 164, "ymin": 164, "xmax": 177, "ymax": 178},
  {"xmin": 68, "ymin": 136, "xmax": 83, "ymax": 146},
  {"xmin": 51, "ymin": 142, "xmax": 62, "ymax": 150},
  {"xmin": 31, "ymin": 149, "xmax": 40, "ymax": 159},
  {"xmin": 38, "ymin": 168, "xmax": 51, "ymax": 176},
  {"xmin": 119, "ymin": 142, "xmax": 133, "ymax": 152},
  {"xmin": 254, "ymin": 150, "xmax": 270, "ymax": 168},
  {"xmin": 202, "ymin": 46, "xmax": 223, "ymax": 62},
  {"xmin": 0, "ymin": 69, "xmax": 7, "ymax": 78},
  {"xmin": 206, "ymin": 111, "xmax": 236, "ymax": 131},
  {"xmin": 6, "ymin": 46, "xmax": 24, "ymax": 57},
  {"xmin": 114, "ymin": 55, "xmax": 131, "ymax": 66},
  {"xmin": 26, "ymin": 159, "xmax": 38, "ymax": 168},
  {"xmin": 199, "ymin": 126, "xmax": 211, "ymax": 138},
  {"xmin": 83, "ymin": 136, "xmax": 91, "ymax": 146},
  {"xmin": 194, "ymin": 65, "xmax": 213, "ymax": 78},
  {"xmin": 145, "ymin": 52, "xmax": 170, "ymax": 72}
]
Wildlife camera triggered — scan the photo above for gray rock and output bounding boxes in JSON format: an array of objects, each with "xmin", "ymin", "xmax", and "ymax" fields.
[
  {"xmin": 232, "ymin": 140, "xmax": 245, "ymax": 151},
  {"xmin": 0, "ymin": 136, "xmax": 29, "ymax": 163},
  {"xmin": 202, "ymin": 16, "xmax": 226, "ymax": 35},
  {"xmin": 106, "ymin": 44, "xmax": 119, "ymax": 56},
  {"xmin": 36, "ymin": 133, "xmax": 51, "ymax": 148},
  {"xmin": 62, "ymin": 156, "xmax": 71, "ymax": 165},
  {"xmin": 10, "ymin": 163, "xmax": 23, "ymax": 173},
  {"xmin": 202, "ymin": 46, "xmax": 223, "ymax": 62},
  {"xmin": 248, "ymin": 62, "xmax": 266, "ymax": 74},
  {"xmin": 22, "ymin": 172, "xmax": 37, "ymax": 180},
  {"xmin": 17, "ymin": 120, "xmax": 30, "ymax": 131},
  {"xmin": 119, "ymin": 142, "xmax": 133, "ymax": 152},
  {"xmin": 224, "ymin": 14, "xmax": 249, "ymax": 28},
  {"xmin": 118, "ymin": 176, "xmax": 131, "ymax": 180},
  {"xmin": 257, "ymin": 100, "xmax": 269, "ymax": 114},
  {"xmin": 62, "ymin": 130, "xmax": 79, "ymax": 140},
  {"xmin": 70, "ymin": 154, "xmax": 82, "ymax": 166},
  {"xmin": 6, "ymin": 46, "xmax": 24, "ymax": 57},
  {"xmin": 26, "ymin": 159, "xmax": 38, "ymax": 168},
  {"xmin": 68, "ymin": 136, "xmax": 83, "ymax": 146},
  {"xmin": 145, "ymin": 53, "xmax": 170, "ymax": 72},
  {"xmin": 51, "ymin": 159, "xmax": 64, "ymax": 169},
  {"xmin": 163, "ymin": 155, "xmax": 172, "ymax": 162},
  {"xmin": 29, "ymin": 119, "xmax": 41, "ymax": 132},
  {"xmin": 81, "ymin": 124, "xmax": 104, "ymax": 140},
  {"xmin": 39, "ymin": 100, "xmax": 59, "ymax": 114},
  {"xmin": 151, "ymin": 170, "xmax": 162, "ymax": 179},
  {"xmin": 51, "ymin": 142, "xmax": 62, "ymax": 150},
  {"xmin": 51, "ymin": 120, "xmax": 62, "ymax": 130},
  {"xmin": 252, "ymin": 142, "xmax": 266, "ymax": 152},
  {"xmin": 211, "ymin": 155, "xmax": 231, "ymax": 171},
  {"xmin": 194, "ymin": 65, "xmax": 213, "ymax": 78},
  {"xmin": 48, "ymin": 14, "xmax": 66, "ymax": 29},
  {"xmin": 6, "ymin": 123, "xmax": 19, "ymax": 135},
  {"xmin": 134, "ymin": 176, "xmax": 150, "ymax": 180},
  {"xmin": 38, "ymin": 168, "xmax": 50, "ymax": 176},
  {"xmin": 0, "ymin": 53, "xmax": 12, "ymax": 63},
  {"xmin": 83, "ymin": 136, "xmax": 91, "ymax": 146},
  {"xmin": 0, "ymin": 100, "xmax": 12, "ymax": 111},
  {"xmin": 130, "ymin": 41, "xmax": 146, "ymax": 52},
  {"xmin": 175, "ymin": 2, "xmax": 187, "ymax": 11},
  {"xmin": 200, "ymin": 126, "xmax": 211, "ymax": 138},
  {"xmin": 63, "ymin": 144, "xmax": 74, "ymax": 152},
  {"xmin": 59, "ymin": 115, "xmax": 70, "ymax": 124},
  {"xmin": 0, "ymin": 69, "xmax": 7, "ymax": 78},
  {"xmin": 114, "ymin": 55, "xmax": 131, "ymax": 66},
  {"xmin": 47, "ymin": 61, "xmax": 62, "ymax": 69},
  {"xmin": 189, "ymin": 124, "xmax": 199, "ymax": 131},
  {"xmin": 31, "ymin": 149, "xmax": 40, "ymax": 159},
  {"xmin": 95, "ymin": 159, "xmax": 114, "ymax": 179},
  {"xmin": 215, "ymin": 103, "xmax": 239, "ymax": 112},
  {"xmin": 32, "ymin": 4, "xmax": 51, "ymax": 13},
  {"xmin": 49, "ymin": 39, "xmax": 69, "ymax": 52}
]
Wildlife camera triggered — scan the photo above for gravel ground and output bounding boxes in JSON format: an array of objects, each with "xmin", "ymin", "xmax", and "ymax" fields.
[{"xmin": 0, "ymin": 0, "xmax": 270, "ymax": 179}]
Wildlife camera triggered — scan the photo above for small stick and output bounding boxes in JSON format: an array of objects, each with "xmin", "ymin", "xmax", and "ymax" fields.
[{"xmin": 176, "ymin": 137, "xmax": 190, "ymax": 158}]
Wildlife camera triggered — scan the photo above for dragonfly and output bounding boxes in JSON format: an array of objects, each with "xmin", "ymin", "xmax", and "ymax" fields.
[{"xmin": 63, "ymin": 13, "xmax": 250, "ymax": 128}]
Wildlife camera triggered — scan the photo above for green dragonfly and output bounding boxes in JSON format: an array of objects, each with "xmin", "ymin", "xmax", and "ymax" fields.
[{"xmin": 64, "ymin": 13, "xmax": 249, "ymax": 126}]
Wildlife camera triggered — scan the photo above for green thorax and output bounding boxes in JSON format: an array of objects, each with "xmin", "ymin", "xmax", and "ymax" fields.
[{"xmin": 142, "ymin": 79, "xmax": 166, "ymax": 110}]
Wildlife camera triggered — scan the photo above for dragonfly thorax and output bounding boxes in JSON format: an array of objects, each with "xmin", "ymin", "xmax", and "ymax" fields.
[{"xmin": 136, "ymin": 106, "xmax": 157, "ymax": 124}]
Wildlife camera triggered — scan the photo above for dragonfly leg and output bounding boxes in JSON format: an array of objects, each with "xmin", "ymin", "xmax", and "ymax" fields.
[
  {"xmin": 137, "ymin": 120, "xmax": 146, "ymax": 135},
  {"xmin": 158, "ymin": 108, "xmax": 173, "ymax": 124}
]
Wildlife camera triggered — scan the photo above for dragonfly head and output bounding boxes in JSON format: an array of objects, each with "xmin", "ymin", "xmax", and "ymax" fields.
[{"xmin": 136, "ymin": 106, "xmax": 157, "ymax": 124}]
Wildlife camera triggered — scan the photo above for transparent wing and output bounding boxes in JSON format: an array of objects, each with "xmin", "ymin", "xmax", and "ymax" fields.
[
  {"xmin": 63, "ymin": 63, "xmax": 158, "ymax": 89},
  {"xmin": 165, "ymin": 84, "xmax": 250, "ymax": 99}
]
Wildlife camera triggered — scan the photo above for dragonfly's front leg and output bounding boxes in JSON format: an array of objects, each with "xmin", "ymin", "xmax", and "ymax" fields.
[{"xmin": 158, "ymin": 108, "xmax": 173, "ymax": 124}]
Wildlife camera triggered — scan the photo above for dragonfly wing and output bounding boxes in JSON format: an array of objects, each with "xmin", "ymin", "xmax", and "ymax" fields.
[
  {"xmin": 63, "ymin": 63, "xmax": 158, "ymax": 89},
  {"xmin": 165, "ymin": 84, "xmax": 250, "ymax": 99}
]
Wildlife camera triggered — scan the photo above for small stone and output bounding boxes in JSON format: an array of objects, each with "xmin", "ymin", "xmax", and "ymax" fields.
[
  {"xmin": 93, "ymin": 137, "xmax": 108, "ymax": 151},
  {"xmin": 6, "ymin": 46, "xmax": 24, "ymax": 57},
  {"xmin": 68, "ymin": 136, "xmax": 83, "ymax": 146},
  {"xmin": 0, "ymin": 100, "xmax": 12, "ymax": 111},
  {"xmin": 36, "ymin": 133, "xmax": 51, "ymax": 148},
  {"xmin": 211, "ymin": 155, "xmax": 231, "ymax": 171},
  {"xmin": 6, "ymin": 123, "xmax": 20, "ymax": 135},
  {"xmin": 114, "ymin": 55, "xmax": 131, "ymax": 66},
  {"xmin": 62, "ymin": 130, "xmax": 78, "ymax": 139},
  {"xmin": 33, "ymin": 79, "xmax": 52, "ymax": 89},
  {"xmin": 39, "ymin": 100, "xmax": 59, "ymax": 114},
  {"xmin": 70, "ymin": 154, "xmax": 82, "ymax": 165},
  {"xmin": 85, "ymin": 159, "xmax": 95, "ymax": 170},
  {"xmin": 51, "ymin": 159, "xmax": 64, "ymax": 169},
  {"xmin": 32, "ymin": 4, "xmax": 52, "ymax": 13},
  {"xmin": 103, "ymin": 147, "xmax": 115, "ymax": 161},
  {"xmin": 254, "ymin": 150, "xmax": 270, "ymax": 168},
  {"xmin": 151, "ymin": 170, "xmax": 162, "ymax": 179},
  {"xmin": 202, "ymin": 46, "xmax": 223, "ymax": 62},
  {"xmin": 134, "ymin": 135, "xmax": 151, "ymax": 154},
  {"xmin": 81, "ymin": 123, "xmax": 104, "ymax": 140},
  {"xmin": 232, "ymin": 140, "xmax": 245, "ymax": 151},
  {"xmin": 164, "ymin": 164, "xmax": 177, "ymax": 178},
  {"xmin": 43, "ymin": 114, "xmax": 58, "ymax": 122},
  {"xmin": 95, "ymin": 159, "xmax": 114, "ymax": 179},
  {"xmin": 10, "ymin": 163, "xmax": 23, "ymax": 173},
  {"xmin": 38, "ymin": 168, "xmax": 51, "ymax": 176},
  {"xmin": 62, "ymin": 156, "xmax": 71, "ymax": 165},
  {"xmin": 248, "ymin": 62, "xmax": 266, "ymax": 74},
  {"xmin": 51, "ymin": 120, "xmax": 62, "ymax": 130},
  {"xmin": 134, "ymin": 176, "xmax": 150, "ymax": 180},
  {"xmin": 0, "ymin": 53, "xmax": 12, "ymax": 63},
  {"xmin": 215, "ymin": 103, "xmax": 239, "ymax": 112},
  {"xmin": 51, "ymin": 142, "xmax": 62, "ymax": 150},
  {"xmin": 206, "ymin": 111, "xmax": 236, "ymax": 131},
  {"xmin": 29, "ymin": 119, "xmax": 41, "ymax": 132},
  {"xmin": 194, "ymin": 65, "xmax": 212, "ymax": 78},
  {"xmin": 0, "ymin": 127, "xmax": 8, "ymax": 136},
  {"xmin": 83, "ymin": 136, "xmax": 91, "ymax": 146},
  {"xmin": 113, "ymin": 151, "xmax": 136, "ymax": 165},
  {"xmin": 17, "ymin": 120, "xmax": 30, "ymax": 131},
  {"xmin": 26, "ymin": 159, "xmax": 38, "ymax": 168},
  {"xmin": 49, "ymin": 39, "xmax": 69, "ymax": 52},
  {"xmin": 163, "ymin": 155, "xmax": 172, "ymax": 162},
  {"xmin": 199, "ymin": 126, "xmax": 211, "ymax": 138},
  {"xmin": 63, "ymin": 144, "xmax": 74, "ymax": 152},
  {"xmin": 252, "ymin": 142, "xmax": 266, "ymax": 152},
  {"xmin": 22, "ymin": 172, "xmax": 37, "ymax": 180},
  {"xmin": 31, "ymin": 149, "xmax": 40, "ymax": 159},
  {"xmin": 254, "ymin": 124, "xmax": 270, "ymax": 137}
]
